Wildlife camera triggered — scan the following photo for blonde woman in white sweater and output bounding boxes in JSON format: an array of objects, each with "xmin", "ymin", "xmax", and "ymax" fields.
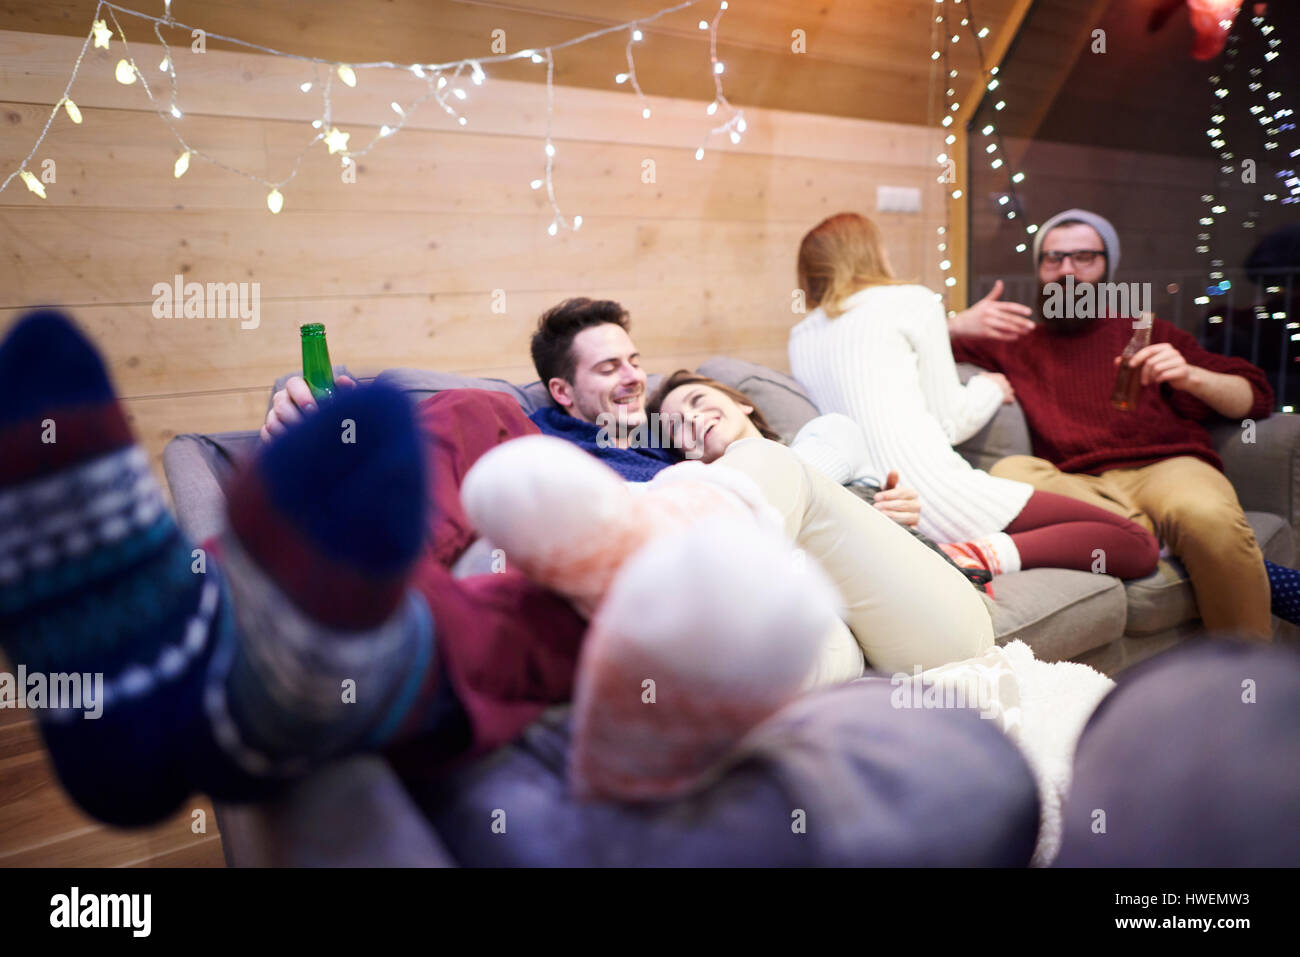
[{"xmin": 786, "ymin": 212, "xmax": 1159, "ymax": 582}]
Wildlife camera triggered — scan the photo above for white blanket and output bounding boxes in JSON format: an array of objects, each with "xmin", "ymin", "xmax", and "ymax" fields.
[{"xmin": 894, "ymin": 640, "xmax": 1115, "ymax": 867}]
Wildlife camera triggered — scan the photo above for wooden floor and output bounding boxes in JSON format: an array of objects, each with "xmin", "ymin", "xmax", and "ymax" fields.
[{"xmin": 0, "ymin": 673, "xmax": 225, "ymax": 868}]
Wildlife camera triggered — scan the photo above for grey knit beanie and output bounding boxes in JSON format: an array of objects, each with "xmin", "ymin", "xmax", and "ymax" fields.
[{"xmin": 1033, "ymin": 208, "xmax": 1121, "ymax": 276}]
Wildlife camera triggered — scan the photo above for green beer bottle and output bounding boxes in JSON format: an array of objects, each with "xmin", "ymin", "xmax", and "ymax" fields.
[{"xmin": 300, "ymin": 323, "xmax": 335, "ymax": 401}]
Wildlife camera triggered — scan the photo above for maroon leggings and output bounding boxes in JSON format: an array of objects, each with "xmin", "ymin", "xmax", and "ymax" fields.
[
  {"xmin": 1003, "ymin": 490, "xmax": 1159, "ymax": 580},
  {"xmin": 385, "ymin": 390, "xmax": 588, "ymax": 767}
]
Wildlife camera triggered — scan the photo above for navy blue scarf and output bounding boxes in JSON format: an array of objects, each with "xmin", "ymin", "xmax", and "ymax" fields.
[{"xmin": 529, "ymin": 406, "xmax": 676, "ymax": 482}]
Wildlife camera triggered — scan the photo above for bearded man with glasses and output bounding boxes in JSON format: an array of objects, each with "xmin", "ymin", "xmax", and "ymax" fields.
[{"xmin": 949, "ymin": 208, "xmax": 1293, "ymax": 639}]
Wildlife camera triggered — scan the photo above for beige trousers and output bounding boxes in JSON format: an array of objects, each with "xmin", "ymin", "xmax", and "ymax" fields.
[
  {"xmin": 990, "ymin": 454, "xmax": 1271, "ymax": 639},
  {"xmin": 718, "ymin": 438, "xmax": 996, "ymax": 674}
]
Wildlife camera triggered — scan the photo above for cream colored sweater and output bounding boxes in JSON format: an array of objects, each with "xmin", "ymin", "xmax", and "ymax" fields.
[{"xmin": 788, "ymin": 283, "xmax": 1033, "ymax": 543}]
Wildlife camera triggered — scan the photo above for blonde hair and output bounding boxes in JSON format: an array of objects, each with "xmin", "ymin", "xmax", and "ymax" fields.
[{"xmin": 797, "ymin": 212, "xmax": 909, "ymax": 318}]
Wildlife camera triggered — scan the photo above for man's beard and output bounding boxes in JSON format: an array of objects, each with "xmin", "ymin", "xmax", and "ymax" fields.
[{"xmin": 1037, "ymin": 281, "xmax": 1100, "ymax": 337}]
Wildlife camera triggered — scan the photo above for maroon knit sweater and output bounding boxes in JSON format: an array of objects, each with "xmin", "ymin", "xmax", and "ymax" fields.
[{"xmin": 951, "ymin": 315, "xmax": 1275, "ymax": 475}]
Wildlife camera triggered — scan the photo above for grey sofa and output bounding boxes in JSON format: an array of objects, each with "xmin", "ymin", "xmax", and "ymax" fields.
[{"xmin": 161, "ymin": 357, "xmax": 1300, "ymax": 866}]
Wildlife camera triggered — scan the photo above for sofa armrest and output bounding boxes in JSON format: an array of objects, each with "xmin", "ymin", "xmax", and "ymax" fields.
[
  {"xmin": 216, "ymin": 756, "xmax": 455, "ymax": 867},
  {"xmin": 162, "ymin": 431, "xmax": 261, "ymax": 543},
  {"xmin": 1211, "ymin": 413, "xmax": 1300, "ymax": 532}
]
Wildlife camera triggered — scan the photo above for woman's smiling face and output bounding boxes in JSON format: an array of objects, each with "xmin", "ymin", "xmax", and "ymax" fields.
[{"xmin": 658, "ymin": 382, "xmax": 762, "ymax": 463}]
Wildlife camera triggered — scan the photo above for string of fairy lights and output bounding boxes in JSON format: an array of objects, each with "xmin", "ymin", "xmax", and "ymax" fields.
[
  {"xmin": 1197, "ymin": 9, "xmax": 1299, "ymax": 324},
  {"xmin": 1, "ymin": 0, "xmax": 746, "ymax": 235},
  {"xmin": 929, "ymin": 0, "xmax": 1034, "ymax": 297}
]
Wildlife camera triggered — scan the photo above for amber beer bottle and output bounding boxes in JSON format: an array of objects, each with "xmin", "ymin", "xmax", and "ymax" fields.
[
  {"xmin": 300, "ymin": 323, "xmax": 336, "ymax": 401},
  {"xmin": 1110, "ymin": 312, "xmax": 1154, "ymax": 411}
]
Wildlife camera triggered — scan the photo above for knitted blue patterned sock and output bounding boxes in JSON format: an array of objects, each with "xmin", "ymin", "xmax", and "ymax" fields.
[
  {"xmin": 1265, "ymin": 560, "xmax": 1300, "ymax": 626},
  {"xmin": 0, "ymin": 310, "xmax": 435, "ymax": 827},
  {"xmin": 0, "ymin": 310, "xmax": 222, "ymax": 825}
]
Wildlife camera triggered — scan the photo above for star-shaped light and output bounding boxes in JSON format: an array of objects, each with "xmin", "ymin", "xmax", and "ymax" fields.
[
  {"xmin": 323, "ymin": 127, "xmax": 350, "ymax": 154},
  {"xmin": 92, "ymin": 19, "xmax": 112, "ymax": 49}
]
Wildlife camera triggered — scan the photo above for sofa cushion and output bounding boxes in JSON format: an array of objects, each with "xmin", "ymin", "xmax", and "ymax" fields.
[
  {"xmin": 375, "ymin": 368, "xmax": 540, "ymax": 410},
  {"xmin": 954, "ymin": 363, "xmax": 1033, "ymax": 470},
  {"xmin": 1123, "ymin": 511, "xmax": 1295, "ymax": 636},
  {"xmin": 695, "ymin": 357, "xmax": 820, "ymax": 444},
  {"xmin": 984, "ymin": 569, "xmax": 1128, "ymax": 661},
  {"xmin": 411, "ymin": 680, "xmax": 1039, "ymax": 866}
]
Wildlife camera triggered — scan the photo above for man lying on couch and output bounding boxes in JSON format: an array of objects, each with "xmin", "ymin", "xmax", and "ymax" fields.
[
  {"xmin": 950, "ymin": 207, "xmax": 1300, "ymax": 636},
  {"xmin": 0, "ymin": 305, "xmax": 992, "ymax": 831}
]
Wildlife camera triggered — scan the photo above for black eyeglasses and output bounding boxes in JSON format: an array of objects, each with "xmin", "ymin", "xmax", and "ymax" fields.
[{"xmin": 1040, "ymin": 249, "xmax": 1106, "ymax": 266}]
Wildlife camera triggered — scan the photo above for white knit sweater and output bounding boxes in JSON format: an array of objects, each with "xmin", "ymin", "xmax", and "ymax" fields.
[{"xmin": 788, "ymin": 283, "xmax": 1033, "ymax": 543}]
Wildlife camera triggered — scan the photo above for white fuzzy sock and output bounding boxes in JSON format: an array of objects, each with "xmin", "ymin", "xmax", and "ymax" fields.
[
  {"xmin": 979, "ymin": 531, "xmax": 1022, "ymax": 575},
  {"xmin": 569, "ymin": 518, "xmax": 843, "ymax": 801}
]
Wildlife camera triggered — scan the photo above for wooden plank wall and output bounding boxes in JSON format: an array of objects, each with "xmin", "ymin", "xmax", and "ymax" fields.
[
  {"xmin": 0, "ymin": 27, "xmax": 943, "ymax": 867},
  {"xmin": 1, "ymin": 29, "xmax": 946, "ymax": 484}
]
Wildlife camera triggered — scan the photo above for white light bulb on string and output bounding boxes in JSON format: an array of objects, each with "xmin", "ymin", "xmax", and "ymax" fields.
[
  {"xmin": 530, "ymin": 179, "xmax": 543, "ymax": 190},
  {"xmin": 1012, "ymin": 172, "xmax": 1025, "ymax": 183},
  {"xmin": 982, "ymin": 124, "xmax": 993, "ymax": 135},
  {"xmin": 991, "ymin": 158, "xmax": 1003, "ymax": 169},
  {"xmin": 548, "ymin": 221, "xmax": 559, "ymax": 236},
  {"xmin": 952, "ymin": 189, "xmax": 962, "ymax": 199},
  {"xmin": 1026, "ymin": 224, "xmax": 1038, "ymax": 234},
  {"xmin": 0, "ymin": 0, "xmax": 757, "ymax": 229}
]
